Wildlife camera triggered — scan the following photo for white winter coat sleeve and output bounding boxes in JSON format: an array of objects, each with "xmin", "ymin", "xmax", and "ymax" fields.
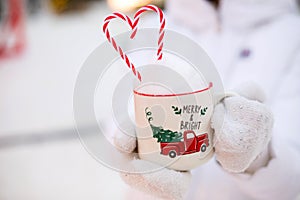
[{"xmin": 230, "ymin": 52, "xmax": 300, "ymax": 199}]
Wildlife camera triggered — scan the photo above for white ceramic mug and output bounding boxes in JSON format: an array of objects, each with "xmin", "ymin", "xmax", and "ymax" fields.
[{"xmin": 133, "ymin": 82, "xmax": 222, "ymax": 171}]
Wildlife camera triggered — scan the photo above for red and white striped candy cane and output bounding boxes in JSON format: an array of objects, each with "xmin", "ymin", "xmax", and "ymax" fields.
[
  {"xmin": 102, "ymin": 5, "xmax": 165, "ymax": 82},
  {"xmin": 133, "ymin": 5, "xmax": 165, "ymax": 60}
]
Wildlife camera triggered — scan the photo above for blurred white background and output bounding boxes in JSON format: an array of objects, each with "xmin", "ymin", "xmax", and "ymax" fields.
[{"xmin": 0, "ymin": 0, "xmax": 147, "ymax": 199}]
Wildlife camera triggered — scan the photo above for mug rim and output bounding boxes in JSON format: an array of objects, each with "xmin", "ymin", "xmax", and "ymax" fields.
[{"xmin": 133, "ymin": 82, "xmax": 213, "ymax": 97}]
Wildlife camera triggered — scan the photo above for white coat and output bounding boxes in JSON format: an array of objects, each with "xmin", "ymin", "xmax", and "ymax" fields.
[{"xmin": 161, "ymin": 0, "xmax": 300, "ymax": 199}]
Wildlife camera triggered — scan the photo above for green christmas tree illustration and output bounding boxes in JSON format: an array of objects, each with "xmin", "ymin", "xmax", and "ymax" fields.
[{"xmin": 145, "ymin": 107, "xmax": 183, "ymax": 143}]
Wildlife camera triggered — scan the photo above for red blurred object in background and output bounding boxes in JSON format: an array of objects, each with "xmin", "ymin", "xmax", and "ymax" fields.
[{"xmin": 0, "ymin": 0, "xmax": 26, "ymax": 59}]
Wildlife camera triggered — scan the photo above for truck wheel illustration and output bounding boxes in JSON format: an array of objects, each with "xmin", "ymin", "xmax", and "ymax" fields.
[
  {"xmin": 201, "ymin": 144, "xmax": 207, "ymax": 152},
  {"xmin": 169, "ymin": 150, "xmax": 177, "ymax": 158}
]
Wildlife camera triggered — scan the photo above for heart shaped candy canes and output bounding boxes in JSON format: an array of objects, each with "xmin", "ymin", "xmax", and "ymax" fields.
[{"xmin": 102, "ymin": 5, "xmax": 166, "ymax": 82}]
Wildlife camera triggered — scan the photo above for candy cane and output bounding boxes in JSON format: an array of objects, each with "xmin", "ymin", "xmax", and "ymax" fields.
[
  {"xmin": 103, "ymin": 13, "xmax": 142, "ymax": 81},
  {"xmin": 102, "ymin": 5, "xmax": 165, "ymax": 82},
  {"xmin": 133, "ymin": 5, "xmax": 165, "ymax": 60}
]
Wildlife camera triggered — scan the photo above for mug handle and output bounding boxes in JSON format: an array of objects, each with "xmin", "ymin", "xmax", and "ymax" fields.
[{"xmin": 213, "ymin": 92, "xmax": 238, "ymax": 105}]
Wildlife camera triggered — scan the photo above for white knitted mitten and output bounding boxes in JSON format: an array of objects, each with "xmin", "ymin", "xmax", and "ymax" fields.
[
  {"xmin": 113, "ymin": 133, "xmax": 192, "ymax": 200},
  {"xmin": 211, "ymin": 83, "xmax": 274, "ymax": 173}
]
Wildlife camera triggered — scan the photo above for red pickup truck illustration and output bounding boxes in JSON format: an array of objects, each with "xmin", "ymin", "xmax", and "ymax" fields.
[
  {"xmin": 145, "ymin": 107, "xmax": 209, "ymax": 158},
  {"xmin": 160, "ymin": 130, "xmax": 209, "ymax": 158}
]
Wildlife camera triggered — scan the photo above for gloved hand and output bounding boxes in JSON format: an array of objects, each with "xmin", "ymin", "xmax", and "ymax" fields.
[
  {"xmin": 211, "ymin": 83, "xmax": 273, "ymax": 173},
  {"xmin": 113, "ymin": 83, "xmax": 273, "ymax": 199},
  {"xmin": 114, "ymin": 130, "xmax": 192, "ymax": 200}
]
